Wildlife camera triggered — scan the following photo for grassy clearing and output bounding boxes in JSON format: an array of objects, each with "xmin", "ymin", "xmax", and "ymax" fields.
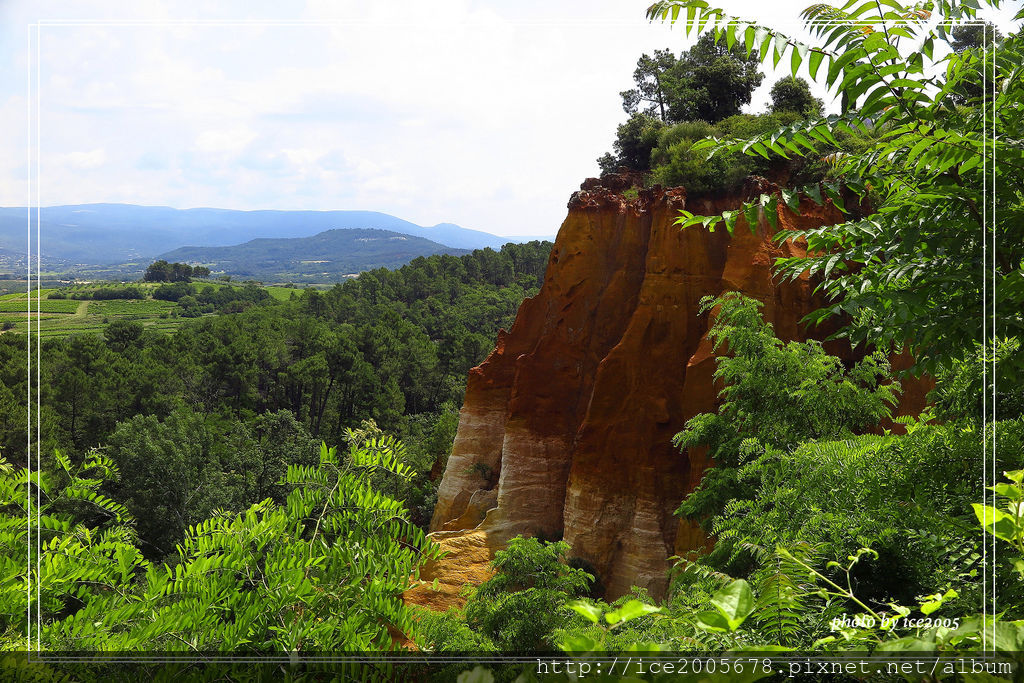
[
  {"xmin": 3, "ymin": 313, "xmax": 195, "ymax": 338},
  {"xmin": 0, "ymin": 291, "xmax": 179, "ymax": 338},
  {"xmin": 89, "ymin": 299, "xmax": 177, "ymax": 317},
  {"xmin": 264, "ymin": 286, "xmax": 302, "ymax": 302},
  {"xmin": 0, "ymin": 312, "xmax": 61, "ymax": 323},
  {"xmin": 0, "ymin": 289, "xmax": 57, "ymax": 301},
  {"xmin": 34, "ymin": 323, "xmax": 107, "ymax": 338},
  {"xmin": 0, "ymin": 279, "xmax": 288, "ymax": 339},
  {"xmin": 0, "ymin": 299, "xmax": 81, "ymax": 314}
]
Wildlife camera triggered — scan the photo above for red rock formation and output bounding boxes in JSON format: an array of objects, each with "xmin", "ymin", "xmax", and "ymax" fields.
[{"xmin": 415, "ymin": 177, "xmax": 930, "ymax": 607}]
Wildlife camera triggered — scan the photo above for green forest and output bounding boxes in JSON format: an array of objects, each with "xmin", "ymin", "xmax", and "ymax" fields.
[{"xmin": 3, "ymin": 0, "xmax": 1024, "ymax": 680}]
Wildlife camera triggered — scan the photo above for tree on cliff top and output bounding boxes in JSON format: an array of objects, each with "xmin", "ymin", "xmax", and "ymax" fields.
[
  {"xmin": 602, "ymin": 32, "xmax": 765, "ymax": 173},
  {"xmin": 653, "ymin": 0, "xmax": 1024, "ymax": 383},
  {"xmin": 620, "ymin": 48, "xmax": 678, "ymax": 122},
  {"xmin": 597, "ymin": 112, "xmax": 666, "ymax": 174},
  {"xmin": 951, "ymin": 20, "xmax": 1003, "ymax": 51},
  {"xmin": 621, "ymin": 33, "xmax": 765, "ymax": 124}
]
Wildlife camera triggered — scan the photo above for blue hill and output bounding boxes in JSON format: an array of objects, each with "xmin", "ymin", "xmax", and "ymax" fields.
[{"xmin": 0, "ymin": 204, "xmax": 521, "ymax": 264}]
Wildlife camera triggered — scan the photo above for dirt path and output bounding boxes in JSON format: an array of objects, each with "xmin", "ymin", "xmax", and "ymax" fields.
[{"xmin": 74, "ymin": 300, "xmax": 89, "ymax": 317}]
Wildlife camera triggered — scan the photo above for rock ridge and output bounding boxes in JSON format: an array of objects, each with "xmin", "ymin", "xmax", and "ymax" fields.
[{"xmin": 405, "ymin": 175, "xmax": 929, "ymax": 610}]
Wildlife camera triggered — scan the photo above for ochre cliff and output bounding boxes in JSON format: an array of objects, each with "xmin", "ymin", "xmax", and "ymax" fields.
[{"xmin": 404, "ymin": 176, "xmax": 930, "ymax": 610}]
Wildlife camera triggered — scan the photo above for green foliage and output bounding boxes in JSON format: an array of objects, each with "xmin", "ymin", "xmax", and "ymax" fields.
[
  {"xmin": 744, "ymin": 541, "xmax": 823, "ymax": 647},
  {"xmin": 621, "ymin": 34, "xmax": 764, "ymax": 124},
  {"xmin": 703, "ymin": 421, "xmax": 1023, "ymax": 613},
  {"xmin": 599, "ymin": 113, "xmax": 666, "ymax": 174},
  {"xmin": 561, "ymin": 588, "xmax": 685, "ymax": 651},
  {"xmin": 0, "ymin": 298, "xmax": 78, "ymax": 313},
  {"xmin": 650, "ymin": 113, "xmax": 808, "ymax": 191},
  {"xmin": 774, "ymin": 522, "xmax": 1024, "ymax": 658},
  {"xmin": 416, "ymin": 608, "xmax": 499, "ymax": 653},
  {"xmin": 195, "ymin": 281, "xmax": 270, "ymax": 311},
  {"xmin": 973, "ymin": 469, "xmax": 1024, "ymax": 580},
  {"xmin": 557, "ymin": 579, "xmax": 765, "ymax": 655},
  {"xmin": 103, "ymin": 408, "xmax": 232, "ymax": 557},
  {"xmin": 151, "ymin": 281, "xmax": 196, "ymax": 302},
  {"xmin": 626, "ymin": 107, "xmax": 860, "ymax": 193},
  {"xmin": 649, "ymin": 119, "xmax": 746, "ymax": 192},
  {"xmin": 673, "ymin": 293, "xmax": 898, "ymax": 473},
  {"xmin": 176, "ymin": 294, "xmax": 202, "ymax": 317},
  {"xmin": 930, "ymin": 337, "xmax": 1024, "ymax": 422},
  {"xmin": 2, "ymin": 242, "xmax": 551, "ymax": 542},
  {"xmin": 225, "ymin": 410, "xmax": 321, "ymax": 510},
  {"xmin": 144, "ymin": 260, "xmax": 193, "ymax": 283},
  {"xmin": 104, "ymin": 408, "xmax": 325, "ymax": 559},
  {"xmin": 670, "ymin": 293, "xmax": 1024, "ymax": 624},
  {"xmin": 602, "ymin": 32, "xmax": 765, "ymax": 174},
  {"xmin": 668, "ymin": 32, "xmax": 766, "ymax": 123},
  {"xmin": 1, "ymin": 436, "xmax": 442, "ymax": 652},
  {"xmin": 693, "ymin": 579, "xmax": 755, "ymax": 633},
  {"xmin": 89, "ymin": 286, "xmax": 145, "ymax": 301},
  {"xmin": 480, "ymin": 537, "xmax": 593, "ymax": 595},
  {"xmin": 945, "ymin": 19, "xmax": 1004, "ymax": 105},
  {"xmin": 421, "ymin": 537, "xmax": 593, "ymax": 652},
  {"xmin": 619, "ymin": 48, "xmax": 679, "ymax": 122},
  {"xmin": 560, "ymin": 597, "xmax": 664, "ymax": 653},
  {"xmin": 768, "ymin": 76, "xmax": 823, "ymax": 117},
  {"xmin": 103, "ymin": 319, "xmax": 145, "ymax": 352},
  {"xmin": 951, "ymin": 21, "xmax": 1004, "ymax": 52},
  {"xmin": 649, "ymin": 0, "xmax": 1024, "ymax": 377},
  {"xmin": 550, "ymin": 481, "xmax": 1024, "ymax": 659},
  {"xmin": 1, "ymin": 449, "xmax": 136, "ymax": 650}
]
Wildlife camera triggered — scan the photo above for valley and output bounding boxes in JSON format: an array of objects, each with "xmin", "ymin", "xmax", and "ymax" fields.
[{"xmin": 0, "ymin": 203, "xmax": 552, "ymax": 275}]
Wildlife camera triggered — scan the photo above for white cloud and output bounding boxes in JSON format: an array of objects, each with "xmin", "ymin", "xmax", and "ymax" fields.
[
  {"xmin": 62, "ymin": 148, "xmax": 107, "ymax": 169},
  {"xmin": 194, "ymin": 128, "xmax": 256, "ymax": 154}
]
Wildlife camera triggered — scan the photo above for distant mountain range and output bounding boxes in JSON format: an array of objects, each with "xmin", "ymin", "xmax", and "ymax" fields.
[
  {"xmin": 157, "ymin": 228, "xmax": 468, "ymax": 282},
  {"xmin": 0, "ymin": 204, "xmax": 552, "ymax": 265}
]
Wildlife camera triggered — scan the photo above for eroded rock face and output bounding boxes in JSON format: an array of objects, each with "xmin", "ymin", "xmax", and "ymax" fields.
[
  {"xmin": 420, "ymin": 177, "xmax": 929, "ymax": 603},
  {"xmin": 403, "ymin": 529, "xmax": 501, "ymax": 611}
]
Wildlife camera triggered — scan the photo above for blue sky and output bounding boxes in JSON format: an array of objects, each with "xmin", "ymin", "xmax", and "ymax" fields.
[{"xmin": 0, "ymin": 0, "xmax": 1016, "ymax": 237}]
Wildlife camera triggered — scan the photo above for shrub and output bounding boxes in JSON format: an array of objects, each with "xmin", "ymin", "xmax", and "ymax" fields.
[
  {"xmin": 461, "ymin": 537, "xmax": 593, "ymax": 651},
  {"xmin": 1, "ymin": 437, "xmax": 441, "ymax": 651},
  {"xmin": 91, "ymin": 286, "xmax": 144, "ymax": 300},
  {"xmin": 151, "ymin": 281, "xmax": 196, "ymax": 302}
]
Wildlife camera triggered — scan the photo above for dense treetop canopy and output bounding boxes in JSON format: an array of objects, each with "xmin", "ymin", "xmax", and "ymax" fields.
[
  {"xmin": 620, "ymin": 33, "xmax": 764, "ymax": 124},
  {"xmin": 768, "ymin": 76, "xmax": 824, "ymax": 117},
  {"xmin": 654, "ymin": 0, "xmax": 1024, "ymax": 380}
]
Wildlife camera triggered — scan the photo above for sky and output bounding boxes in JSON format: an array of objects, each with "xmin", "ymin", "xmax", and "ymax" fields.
[{"xmin": 0, "ymin": 0, "xmax": 1017, "ymax": 237}]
